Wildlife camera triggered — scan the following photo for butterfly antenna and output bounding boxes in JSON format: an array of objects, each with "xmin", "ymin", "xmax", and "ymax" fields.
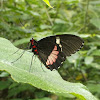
[
  {"xmin": 29, "ymin": 54, "xmax": 34, "ymax": 72},
  {"xmin": 11, "ymin": 49, "xmax": 20, "ymax": 55},
  {"xmin": 5, "ymin": 48, "xmax": 20, "ymax": 61},
  {"xmin": 11, "ymin": 50, "xmax": 26, "ymax": 63}
]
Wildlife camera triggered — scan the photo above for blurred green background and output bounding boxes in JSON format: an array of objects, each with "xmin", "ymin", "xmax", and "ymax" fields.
[{"xmin": 0, "ymin": 0, "xmax": 100, "ymax": 100}]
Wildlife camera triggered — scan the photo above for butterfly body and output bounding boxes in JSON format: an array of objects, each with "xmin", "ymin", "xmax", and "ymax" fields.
[
  {"xmin": 30, "ymin": 34, "xmax": 84, "ymax": 71},
  {"xmin": 30, "ymin": 39, "xmax": 39, "ymax": 55}
]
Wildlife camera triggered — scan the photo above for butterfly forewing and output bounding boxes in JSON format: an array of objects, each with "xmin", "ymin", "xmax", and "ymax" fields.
[{"xmin": 59, "ymin": 35, "xmax": 84, "ymax": 56}]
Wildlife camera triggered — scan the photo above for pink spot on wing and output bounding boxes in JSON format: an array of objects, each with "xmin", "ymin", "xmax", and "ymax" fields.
[
  {"xmin": 33, "ymin": 46, "xmax": 36, "ymax": 48},
  {"xmin": 54, "ymin": 46, "xmax": 57, "ymax": 50},
  {"xmin": 46, "ymin": 45, "xmax": 59, "ymax": 66},
  {"xmin": 48, "ymin": 55, "xmax": 56, "ymax": 63},
  {"xmin": 52, "ymin": 51, "xmax": 59, "ymax": 55},
  {"xmin": 48, "ymin": 56, "xmax": 53, "ymax": 65},
  {"xmin": 46, "ymin": 59, "xmax": 49, "ymax": 65},
  {"xmin": 51, "ymin": 53, "xmax": 57, "ymax": 59}
]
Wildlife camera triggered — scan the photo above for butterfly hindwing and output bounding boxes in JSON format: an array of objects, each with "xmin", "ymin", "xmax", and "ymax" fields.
[{"xmin": 37, "ymin": 43, "xmax": 65, "ymax": 70}]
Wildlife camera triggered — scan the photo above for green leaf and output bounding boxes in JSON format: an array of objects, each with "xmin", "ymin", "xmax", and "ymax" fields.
[
  {"xmin": 55, "ymin": 19, "xmax": 66, "ymax": 24},
  {"xmin": 90, "ymin": 18, "xmax": 100, "ymax": 29},
  {"xmin": 87, "ymin": 84, "xmax": 100, "ymax": 93},
  {"xmin": 43, "ymin": 0, "xmax": 53, "ymax": 8},
  {"xmin": 33, "ymin": 98, "xmax": 52, "ymax": 100},
  {"xmin": 0, "ymin": 71, "xmax": 9, "ymax": 77},
  {"xmin": 0, "ymin": 37, "xmax": 97, "ymax": 100},
  {"xmin": 67, "ymin": 0, "xmax": 79, "ymax": 4},
  {"xmin": 90, "ymin": 63, "xmax": 100, "ymax": 70},
  {"xmin": 91, "ymin": 50, "xmax": 100, "ymax": 56},
  {"xmin": 13, "ymin": 38, "xmax": 30, "ymax": 46},
  {"xmin": 8, "ymin": 84, "xmax": 35, "ymax": 98},
  {"xmin": 0, "ymin": 81, "xmax": 11, "ymax": 90},
  {"xmin": 40, "ymin": 24, "xmax": 52, "ymax": 30},
  {"xmin": 85, "ymin": 56, "xmax": 94, "ymax": 65}
]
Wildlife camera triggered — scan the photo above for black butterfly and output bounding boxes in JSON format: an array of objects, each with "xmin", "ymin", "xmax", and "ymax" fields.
[{"xmin": 30, "ymin": 34, "xmax": 84, "ymax": 71}]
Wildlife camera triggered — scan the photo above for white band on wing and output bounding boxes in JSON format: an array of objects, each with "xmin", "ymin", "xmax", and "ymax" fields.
[{"xmin": 56, "ymin": 37, "xmax": 62, "ymax": 51}]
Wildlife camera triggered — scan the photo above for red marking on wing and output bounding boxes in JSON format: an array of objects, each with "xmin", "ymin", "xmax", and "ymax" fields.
[
  {"xmin": 34, "ymin": 49, "xmax": 38, "ymax": 54},
  {"xmin": 46, "ymin": 45, "xmax": 59, "ymax": 66},
  {"xmin": 33, "ymin": 46, "xmax": 36, "ymax": 48},
  {"xmin": 36, "ymin": 52, "xmax": 38, "ymax": 54},
  {"xmin": 34, "ymin": 49, "xmax": 37, "ymax": 52}
]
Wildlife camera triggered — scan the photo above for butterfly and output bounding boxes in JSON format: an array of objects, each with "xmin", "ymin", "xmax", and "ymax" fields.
[{"xmin": 30, "ymin": 34, "xmax": 84, "ymax": 71}]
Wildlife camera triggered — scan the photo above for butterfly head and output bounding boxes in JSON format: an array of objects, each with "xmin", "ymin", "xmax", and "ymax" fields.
[
  {"xmin": 29, "ymin": 38, "xmax": 34, "ymax": 49},
  {"xmin": 30, "ymin": 38, "xmax": 34, "ymax": 45},
  {"xmin": 29, "ymin": 38, "xmax": 37, "ymax": 49}
]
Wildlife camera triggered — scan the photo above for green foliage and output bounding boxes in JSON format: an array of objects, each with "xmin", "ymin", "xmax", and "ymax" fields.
[{"xmin": 0, "ymin": 0, "xmax": 100, "ymax": 100}]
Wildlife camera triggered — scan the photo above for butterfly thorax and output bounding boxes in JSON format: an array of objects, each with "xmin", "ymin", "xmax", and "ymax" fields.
[{"xmin": 30, "ymin": 38, "xmax": 38, "ymax": 55}]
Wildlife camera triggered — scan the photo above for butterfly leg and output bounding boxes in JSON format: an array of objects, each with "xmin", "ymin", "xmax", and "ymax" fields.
[
  {"xmin": 5, "ymin": 48, "xmax": 20, "ymax": 61},
  {"xmin": 29, "ymin": 54, "xmax": 34, "ymax": 72}
]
